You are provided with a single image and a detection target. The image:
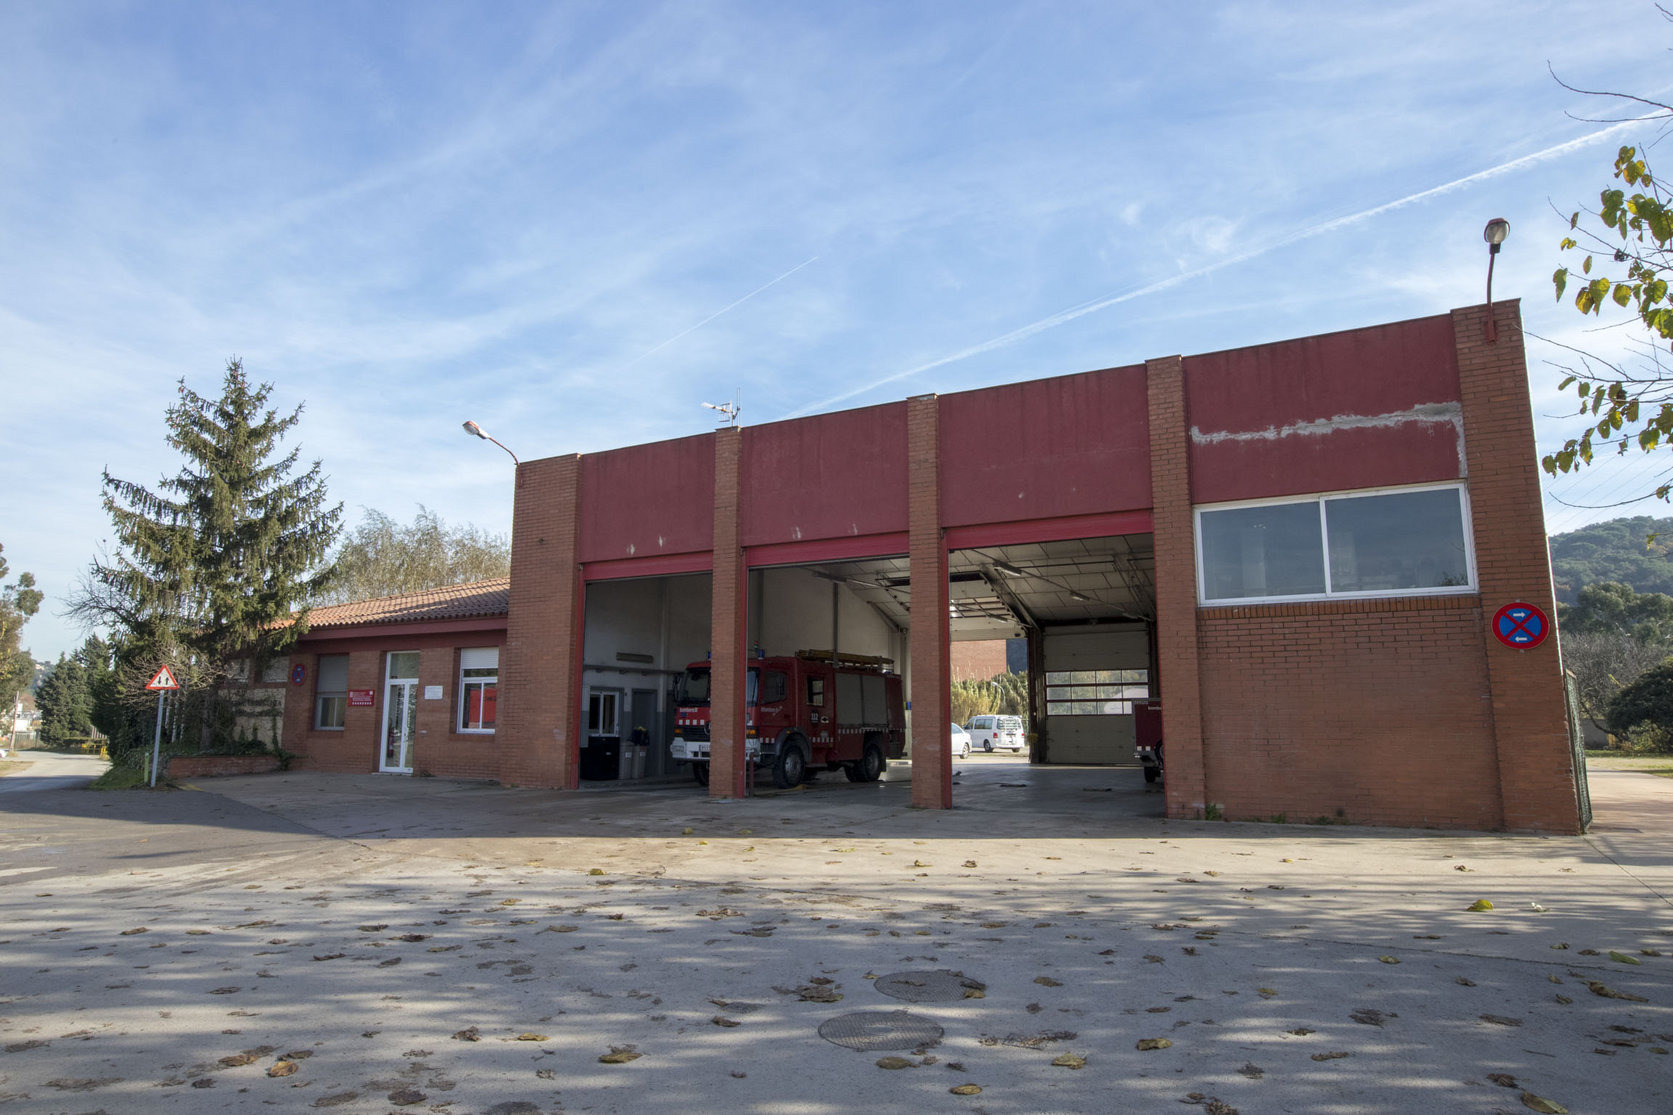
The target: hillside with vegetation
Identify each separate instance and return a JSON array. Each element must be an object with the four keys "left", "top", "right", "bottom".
[{"left": 1548, "top": 516, "right": 1673, "bottom": 604}]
